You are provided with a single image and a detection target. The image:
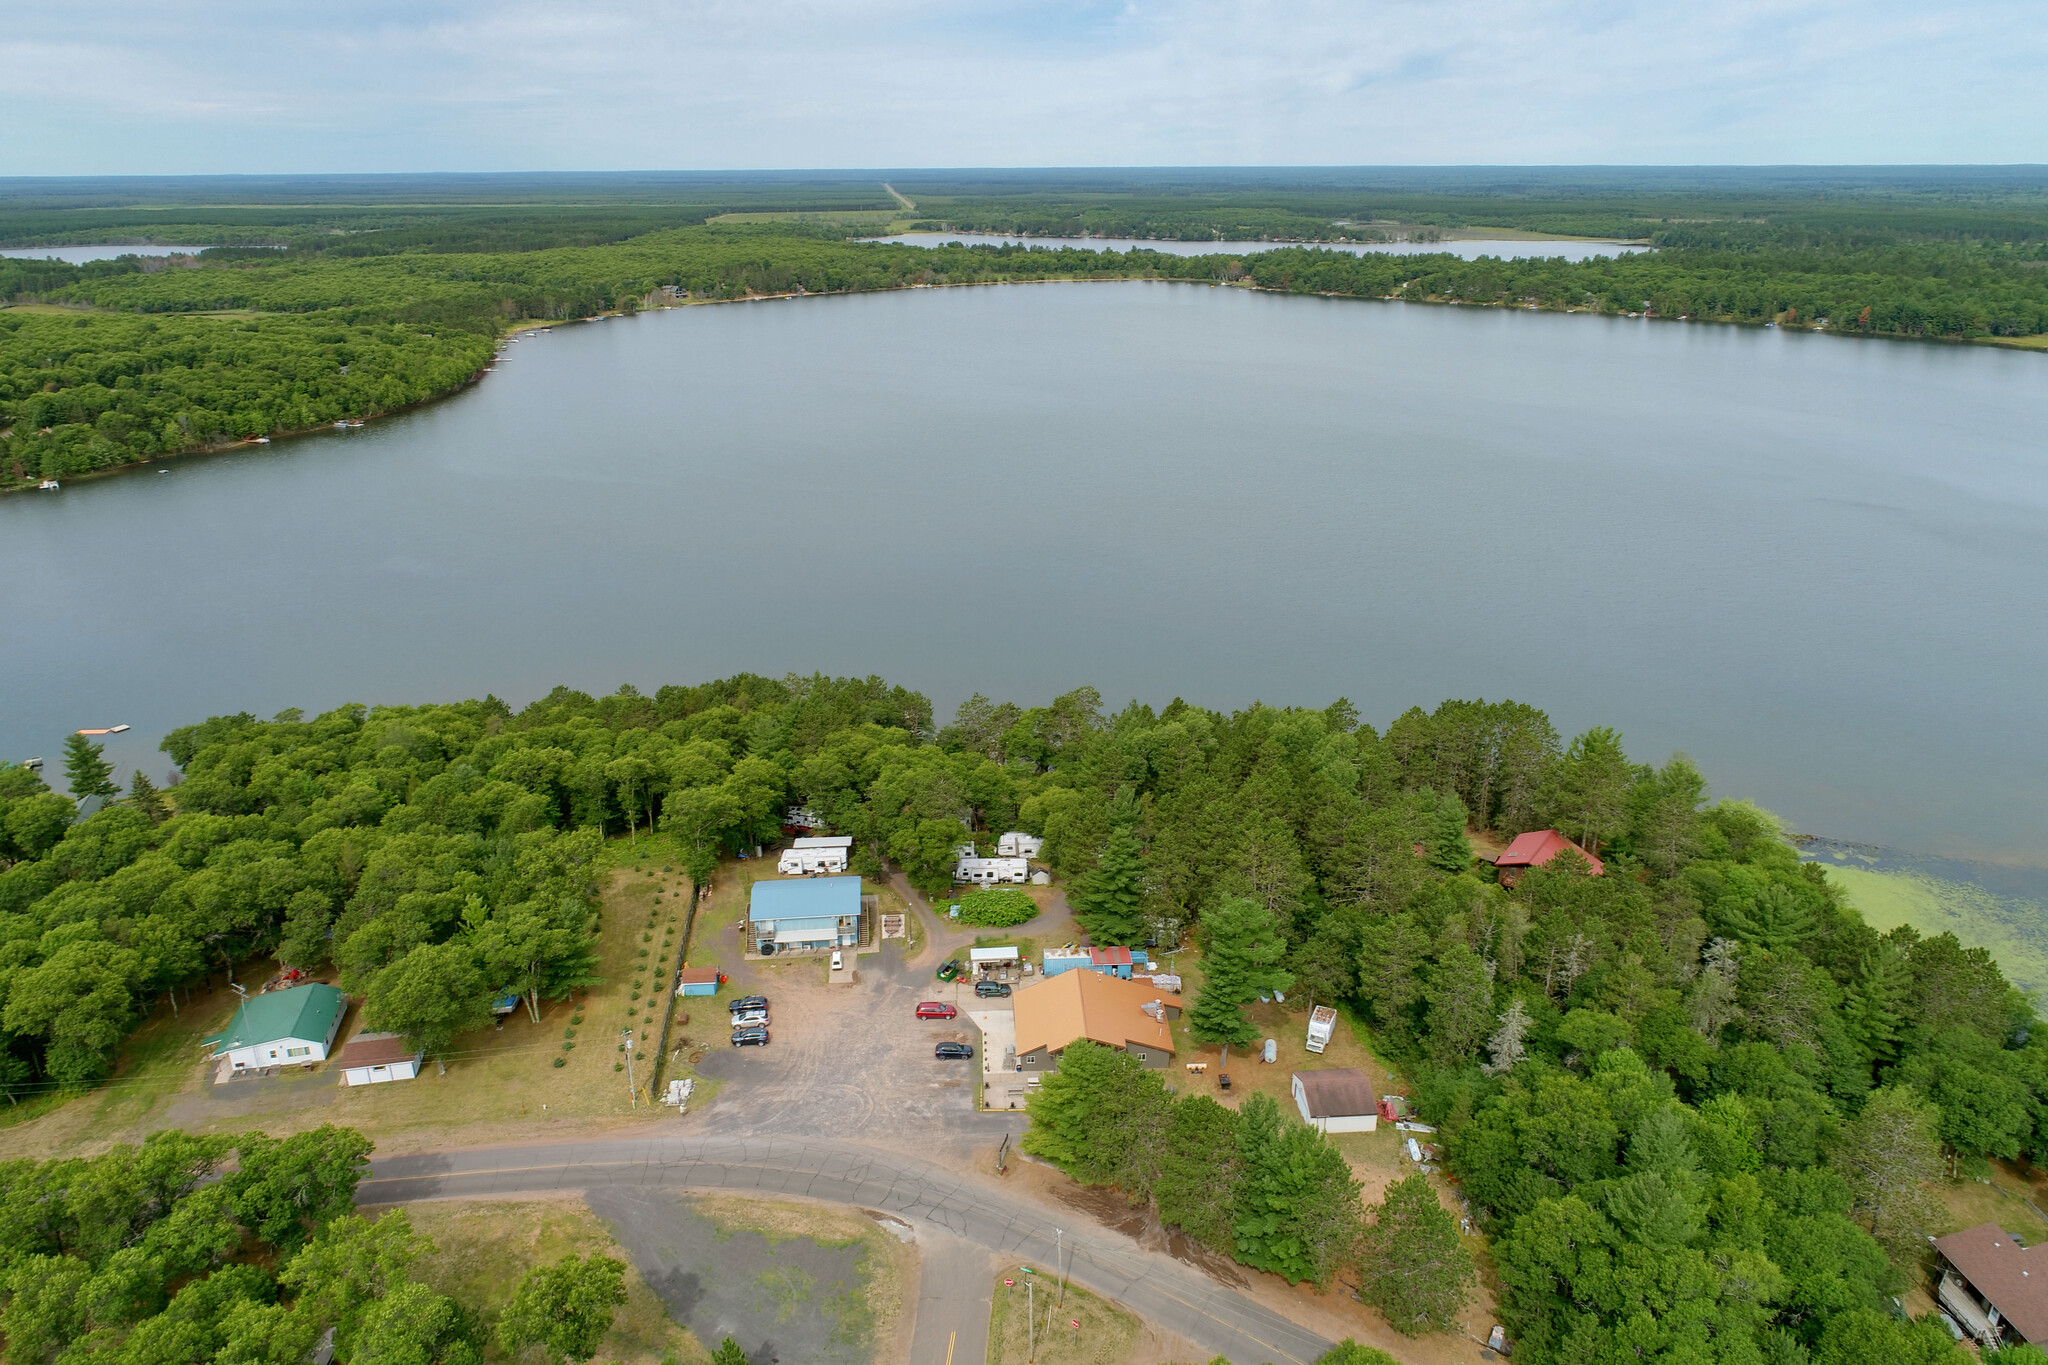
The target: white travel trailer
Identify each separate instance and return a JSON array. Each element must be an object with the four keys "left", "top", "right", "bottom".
[
  {"left": 955, "top": 856, "right": 1030, "bottom": 885},
  {"left": 997, "top": 832, "right": 1044, "bottom": 858},
  {"left": 778, "top": 835, "right": 852, "bottom": 875}
]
